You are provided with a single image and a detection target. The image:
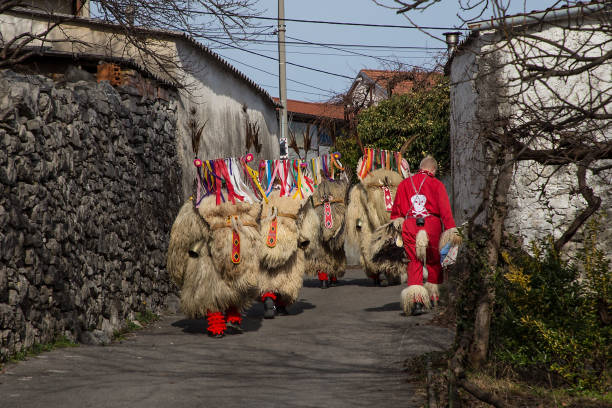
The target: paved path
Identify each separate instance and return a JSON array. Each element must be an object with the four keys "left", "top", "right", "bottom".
[{"left": 0, "top": 268, "right": 453, "bottom": 408}]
